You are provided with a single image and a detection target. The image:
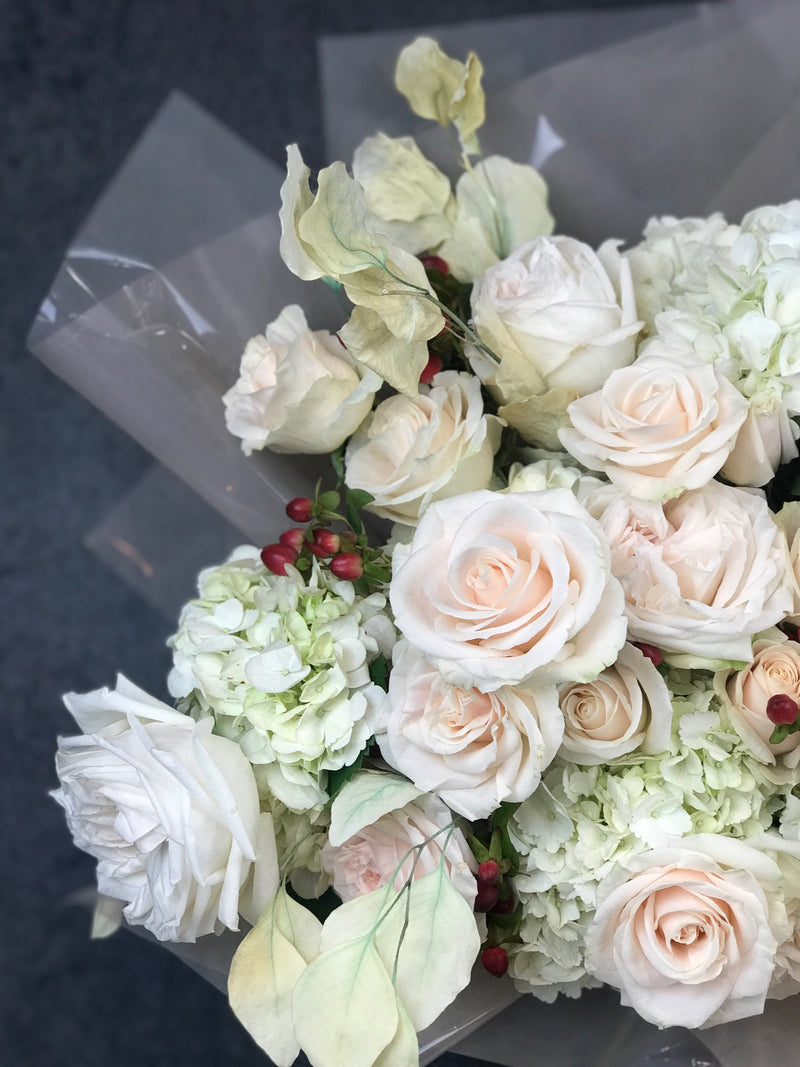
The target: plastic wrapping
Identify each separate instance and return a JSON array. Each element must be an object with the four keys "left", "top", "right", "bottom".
[{"left": 32, "top": 0, "right": 800, "bottom": 1062}]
